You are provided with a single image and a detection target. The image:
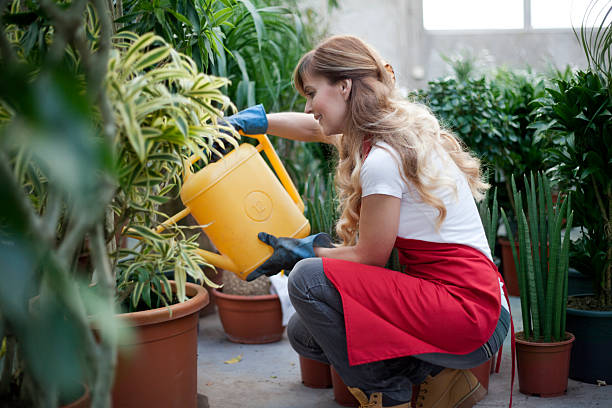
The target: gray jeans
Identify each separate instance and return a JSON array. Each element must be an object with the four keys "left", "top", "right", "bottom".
[{"left": 287, "top": 258, "right": 510, "bottom": 402}]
